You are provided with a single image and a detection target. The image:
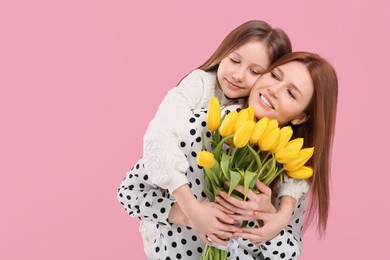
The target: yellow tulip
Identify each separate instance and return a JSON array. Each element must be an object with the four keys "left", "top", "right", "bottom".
[
  {"left": 206, "top": 96, "right": 221, "bottom": 131},
  {"left": 234, "top": 107, "right": 254, "bottom": 132},
  {"left": 284, "top": 147, "right": 314, "bottom": 171},
  {"left": 246, "top": 106, "right": 255, "bottom": 121},
  {"left": 274, "top": 148, "right": 299, "bottom": 164},
  {"left": 219, "top": 110, "right": 238, "bottom": 137},
  {"left": 233, "top": 121, "right": 256, "bottom": 148},
  {"left": 197, "top": 151, "right": 216, "bottom": 169},
  {"left": 287, "top": 166, "right": 314, "bottom": 179},
  {"left": 284, "top": 138, "right": 304, "bottom": 152},
  {"left": 273, "top": 126, "right": 293, "bottom": 152},
  {"left": 250, "top": 117, "right": 269, "bottom": 144},
  {"left": 266, "top": 119, "right": 279, "bottom": 131},
  {"left": 259, "top": 127, "right": 280, "bottom": 151}
]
